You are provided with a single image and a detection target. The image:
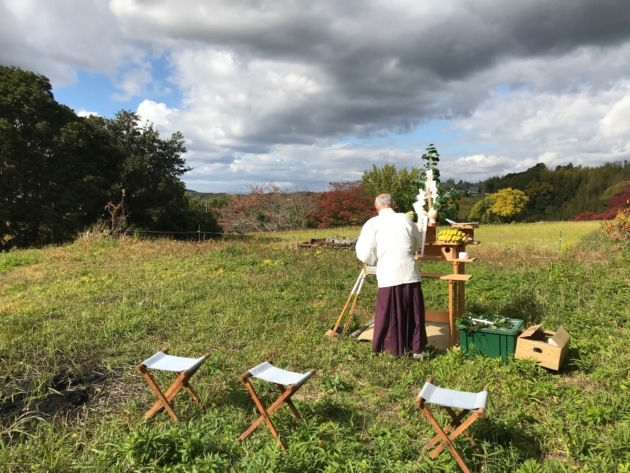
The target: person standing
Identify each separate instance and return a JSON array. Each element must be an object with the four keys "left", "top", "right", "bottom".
[{"left": 355, "top": 193, "right": 428, "bottom": 358}]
